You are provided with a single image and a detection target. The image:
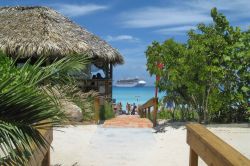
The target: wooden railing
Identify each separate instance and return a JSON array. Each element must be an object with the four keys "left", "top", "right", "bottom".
[
  {"left": 94, "top": 97, "right": 100, "bottom": 123},
  {"left": 186, "top": 124, "right": 250, "bottom": 166},
  {"left": 138, "top": 97, "right": 158, "bottom": 127}
]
